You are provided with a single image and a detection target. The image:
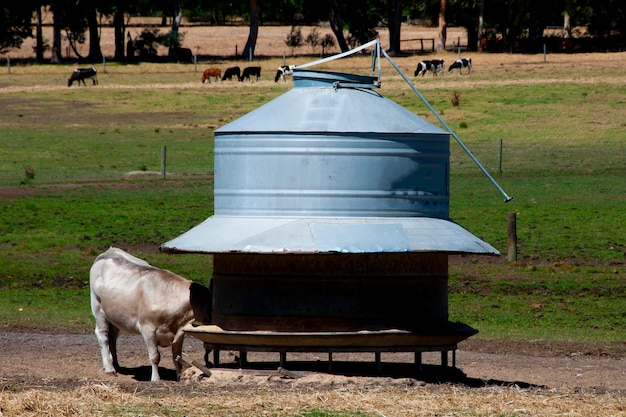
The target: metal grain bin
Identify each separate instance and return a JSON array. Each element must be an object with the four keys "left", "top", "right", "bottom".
[{"left": 162, "top": 69, "right": 497, "bottom": 339}]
